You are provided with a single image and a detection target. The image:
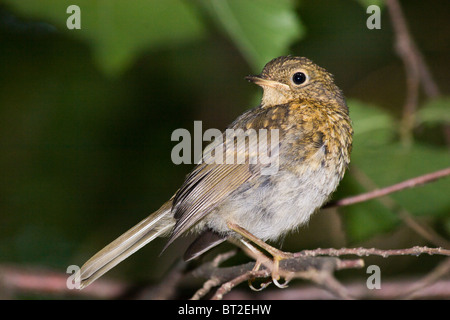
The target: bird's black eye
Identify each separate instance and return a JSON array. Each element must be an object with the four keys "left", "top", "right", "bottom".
[{"left": 292, "top": 72, "right": 306, "bottom": 85}]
